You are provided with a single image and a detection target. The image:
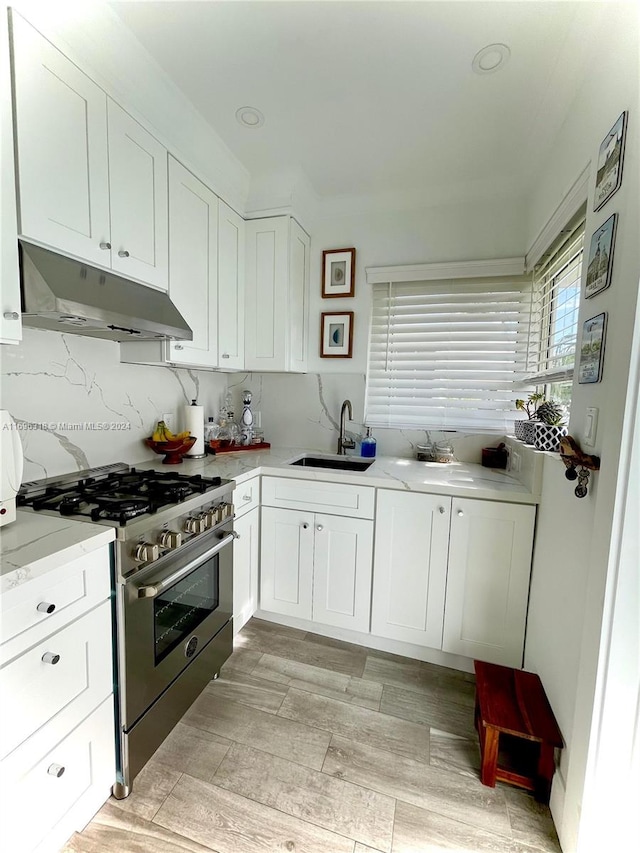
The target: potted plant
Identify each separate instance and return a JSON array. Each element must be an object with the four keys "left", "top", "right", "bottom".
[
  {"left": 534, "top": 400, "right": 568, "bottom": 452},
  {"left": 514, "top": 393, "right": 545, "bottom": 443}
]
